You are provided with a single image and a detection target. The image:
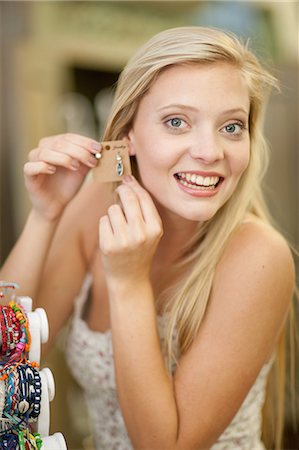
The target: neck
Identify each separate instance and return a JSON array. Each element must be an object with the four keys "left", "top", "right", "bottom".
[{"left": 154, "top": 205, "right": 201, "bottom": 265}]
